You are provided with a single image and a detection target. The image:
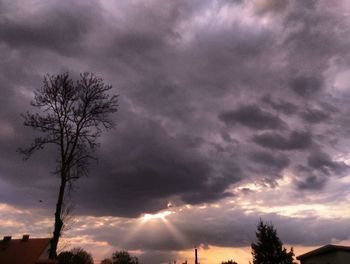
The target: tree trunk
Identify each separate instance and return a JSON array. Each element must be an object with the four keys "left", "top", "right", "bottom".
[{"left": 49, "top": 175, "right": 66, "bottom": 259}]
